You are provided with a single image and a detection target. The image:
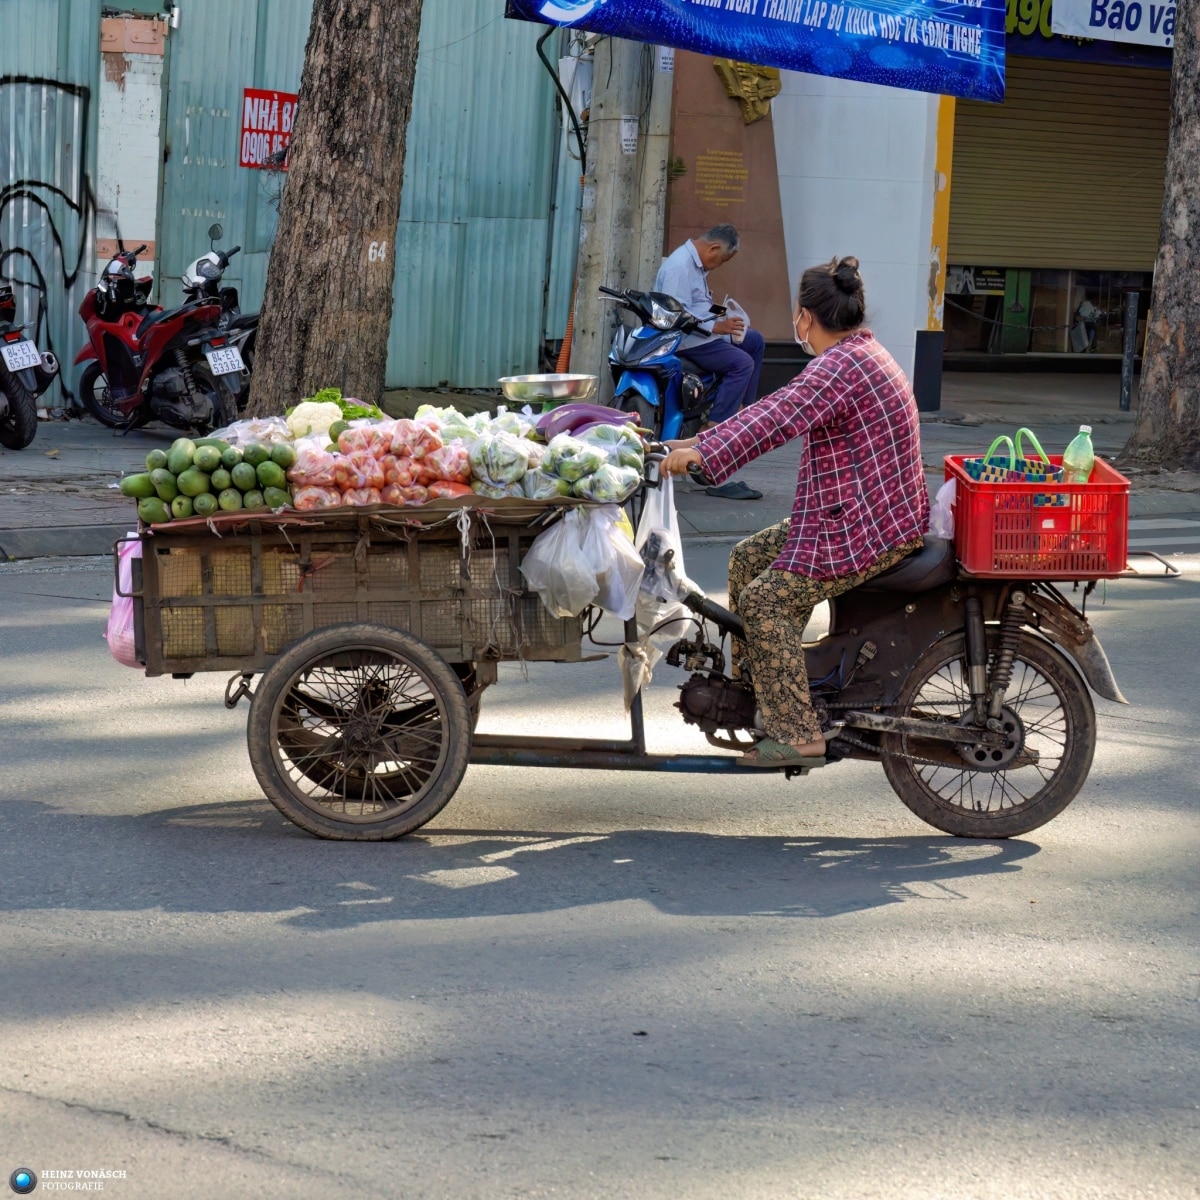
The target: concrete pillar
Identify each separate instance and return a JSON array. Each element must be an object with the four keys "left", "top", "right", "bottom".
[{"left": 569, "top": 37, "right": 651, "bottom": 402}]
